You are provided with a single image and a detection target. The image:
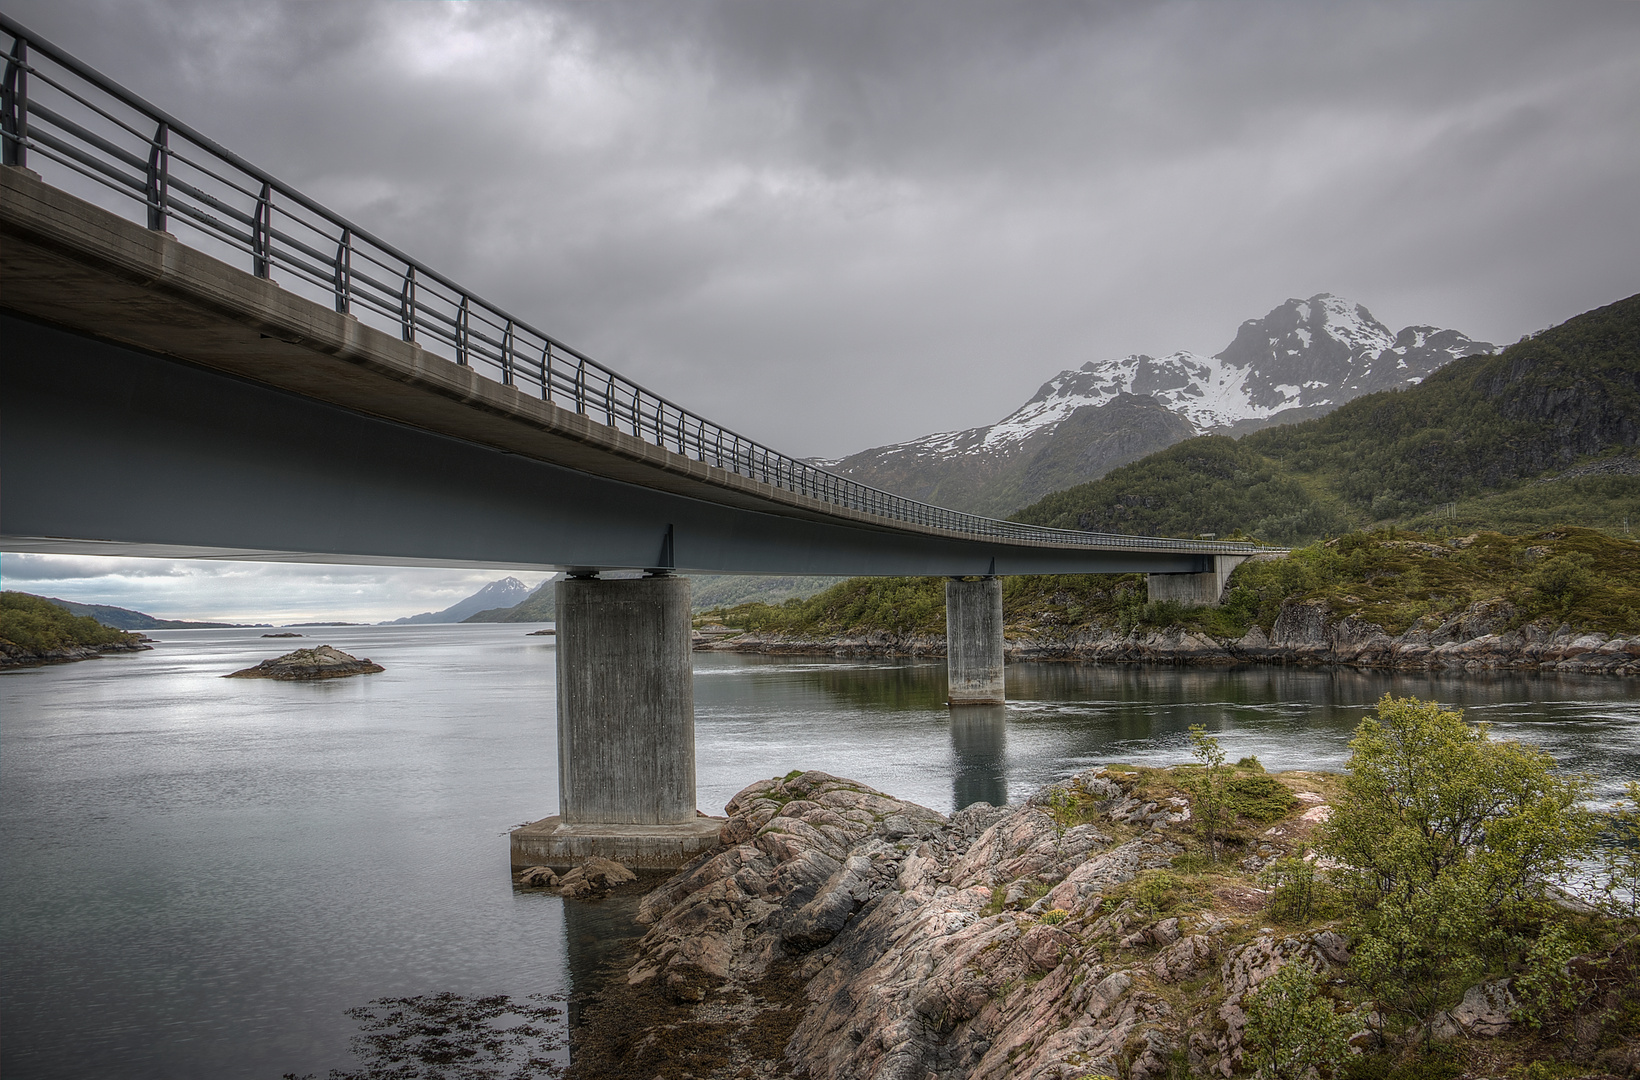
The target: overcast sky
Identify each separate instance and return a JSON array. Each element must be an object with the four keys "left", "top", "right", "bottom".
[{"left": 5, "top": 0, "right": 1637, "bottom": 620}]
